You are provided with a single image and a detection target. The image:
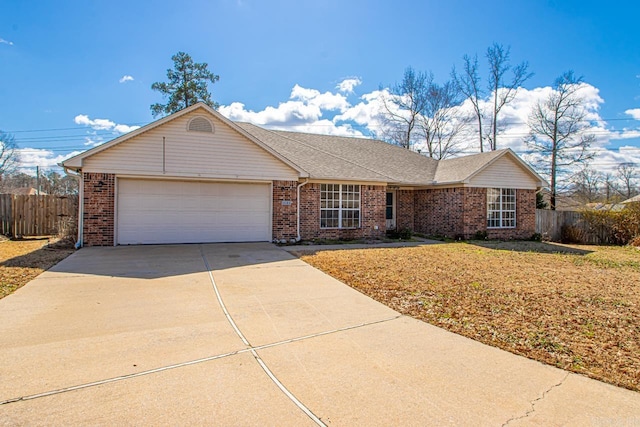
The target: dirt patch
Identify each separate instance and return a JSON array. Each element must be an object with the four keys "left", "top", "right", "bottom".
[
  {"left": 300, "top": 241, "right": 640, "bottom": 392},
  {"left": 0, "top": 237, "right": 75, "bottom": 299}
]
